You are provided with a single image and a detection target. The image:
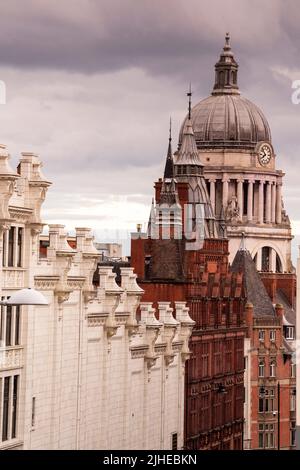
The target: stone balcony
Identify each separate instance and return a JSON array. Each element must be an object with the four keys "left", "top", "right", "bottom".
[{"left": 0, "top": 345, "right": 23, "bottom": 371}]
